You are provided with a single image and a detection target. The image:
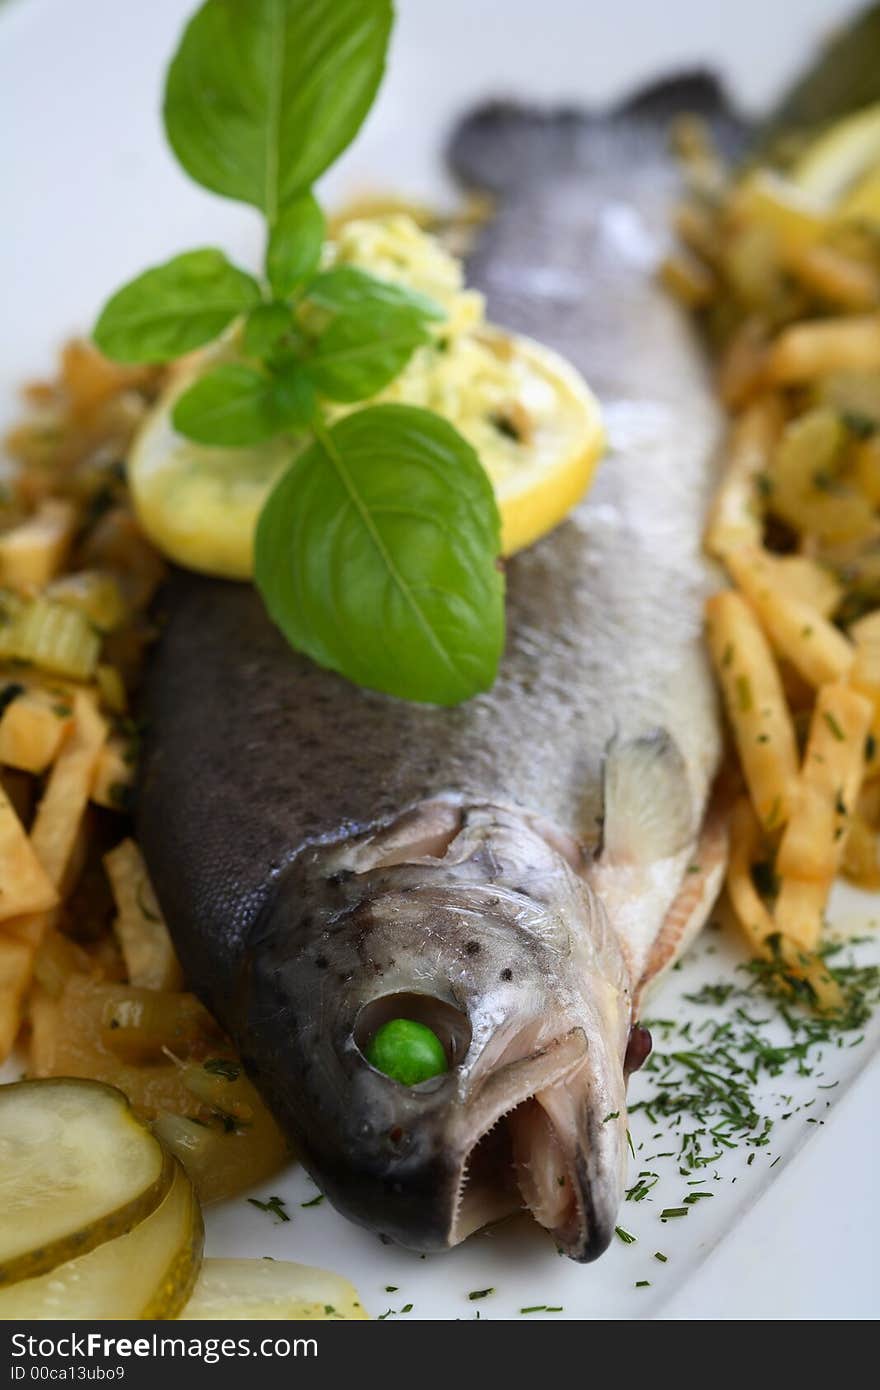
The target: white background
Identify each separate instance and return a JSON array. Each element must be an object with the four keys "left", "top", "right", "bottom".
[{"left": 1, "top": 0, "right": 877, "bottom": 1319}]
